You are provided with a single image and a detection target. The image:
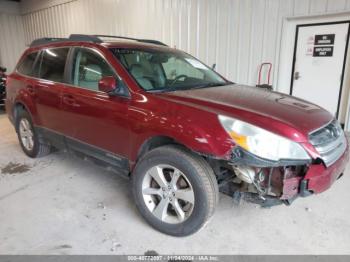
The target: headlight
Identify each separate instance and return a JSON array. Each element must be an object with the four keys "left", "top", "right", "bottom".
[{"left": 218, "top": 115, "right": 310, "bottom": 161}]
